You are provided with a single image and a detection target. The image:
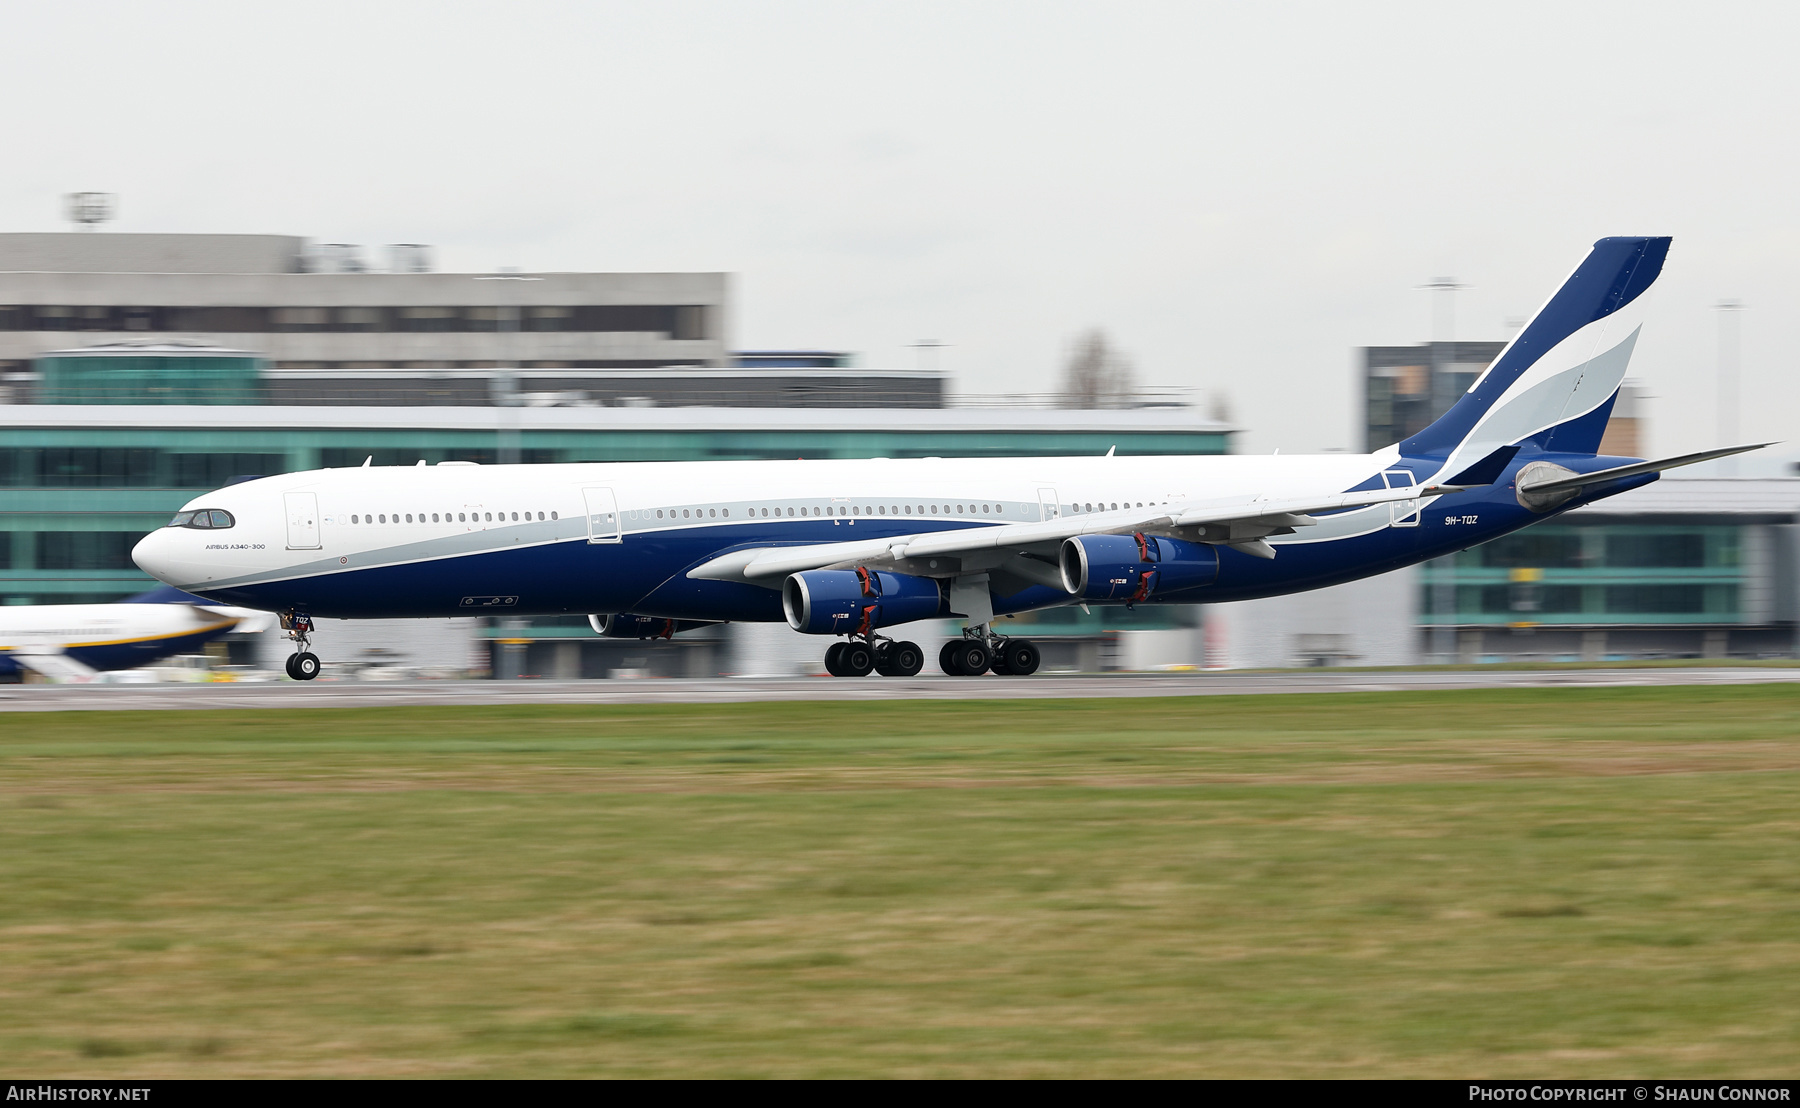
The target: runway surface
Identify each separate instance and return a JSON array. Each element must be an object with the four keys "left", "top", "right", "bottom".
[{"left": 4, "top": 667, "right": 1800, "bottom": 711}]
